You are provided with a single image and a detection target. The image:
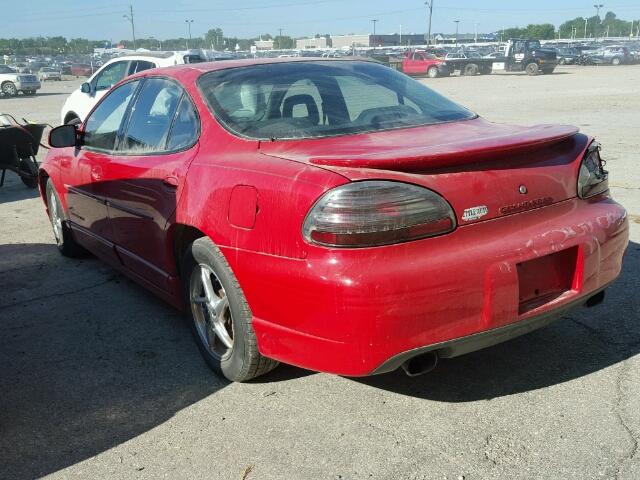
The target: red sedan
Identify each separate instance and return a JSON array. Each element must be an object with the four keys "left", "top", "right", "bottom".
[{"left": 41, "top": 59, "right": 629, "bottom": 381}]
